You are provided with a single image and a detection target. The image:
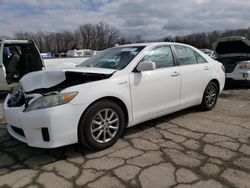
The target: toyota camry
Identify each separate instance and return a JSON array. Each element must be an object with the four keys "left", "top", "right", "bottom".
[{"left": 3, "top": 42, "right": 225, "bottom": 150}]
